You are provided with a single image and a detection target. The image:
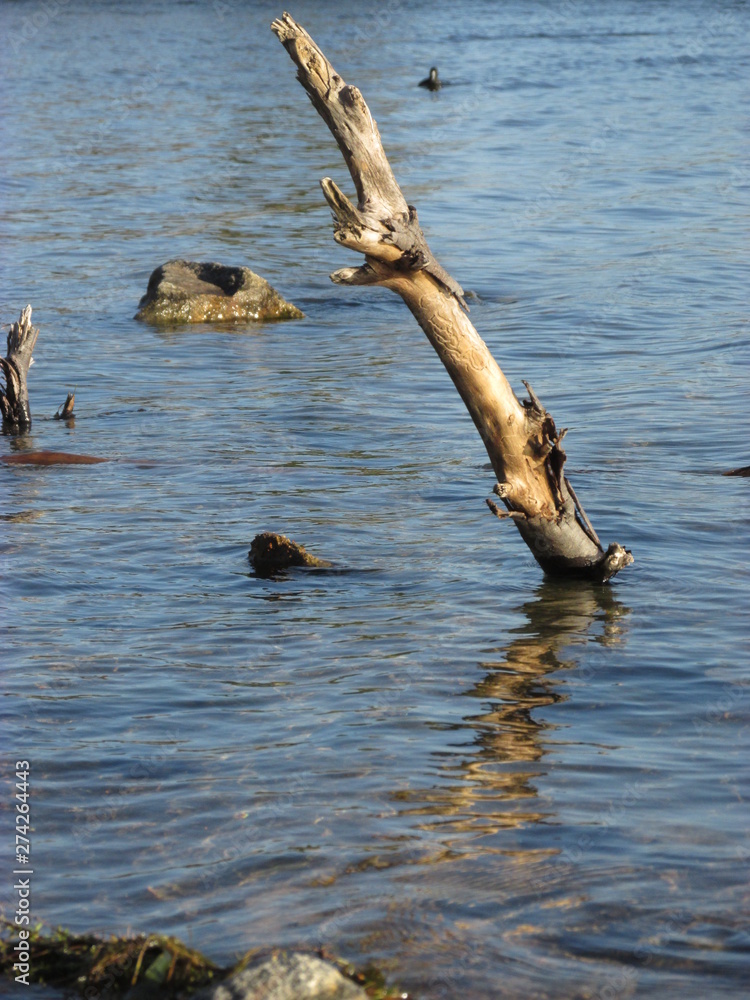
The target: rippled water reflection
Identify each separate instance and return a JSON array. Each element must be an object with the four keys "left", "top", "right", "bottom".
[{"left": 2, "top": 1, "right": 749, "bottom": 997}]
